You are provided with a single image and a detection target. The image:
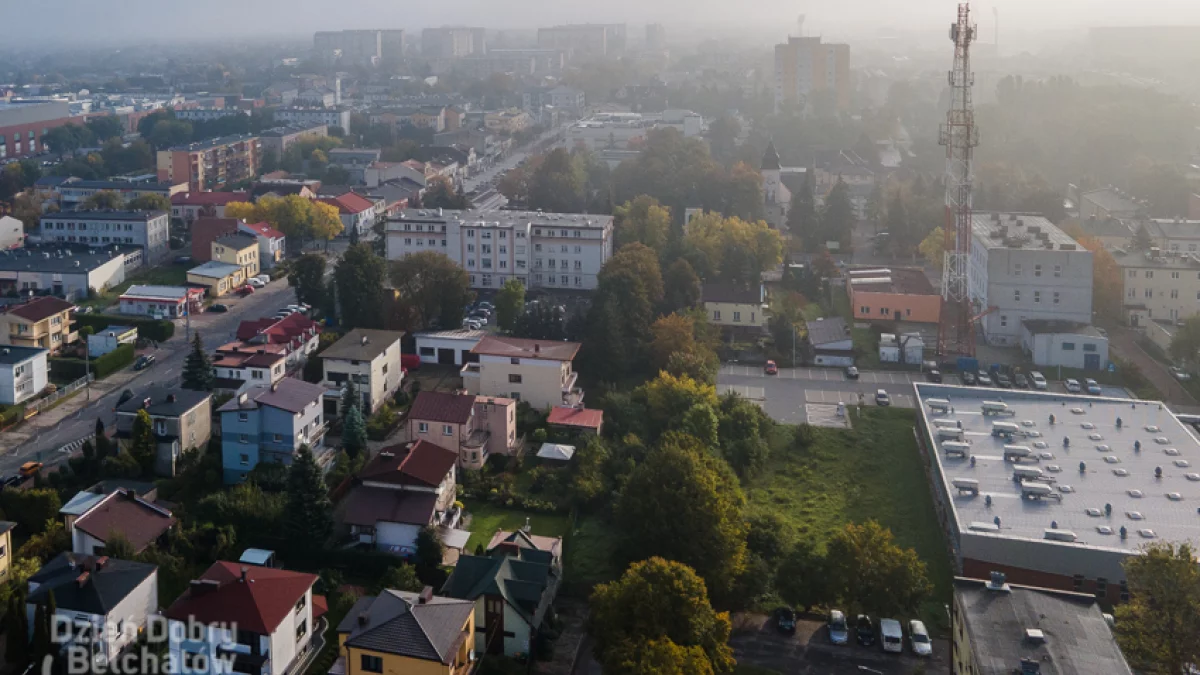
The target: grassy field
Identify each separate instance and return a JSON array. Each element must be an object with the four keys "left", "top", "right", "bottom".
[
  {"left": 462, "top": 500, "right": 571, "bottom": 554},
  {"left": 747, "top": 408, "right": 953, "bottom": 631},
  {"left": 563, "top": 515, "right": 620, "bottom": 587},
  {"left": 81, "top": 263, "right": 191, "bottom": 309}
]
